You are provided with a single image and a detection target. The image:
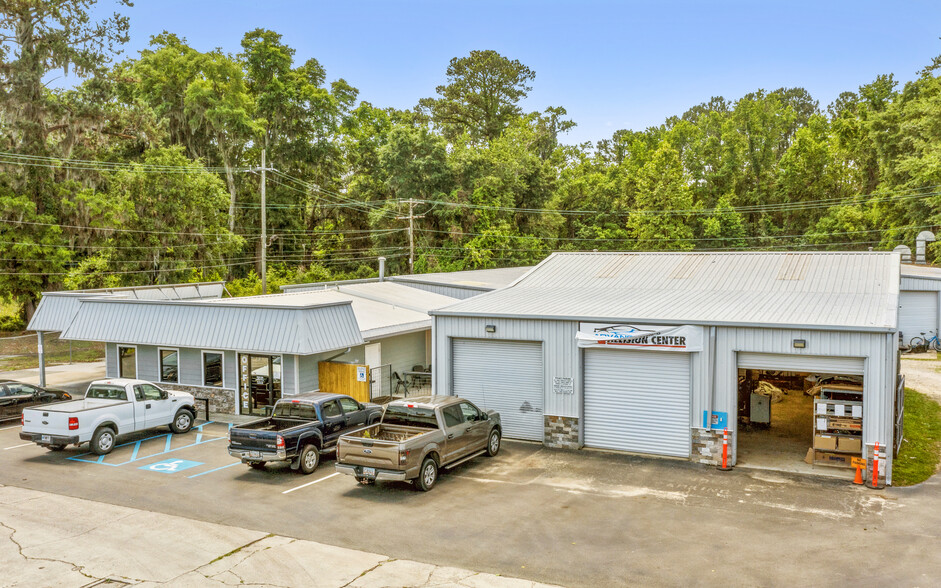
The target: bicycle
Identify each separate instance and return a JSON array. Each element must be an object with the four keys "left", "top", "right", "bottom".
[{"left": 909, "top": 330, "right": 941, "bottom": 353}]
